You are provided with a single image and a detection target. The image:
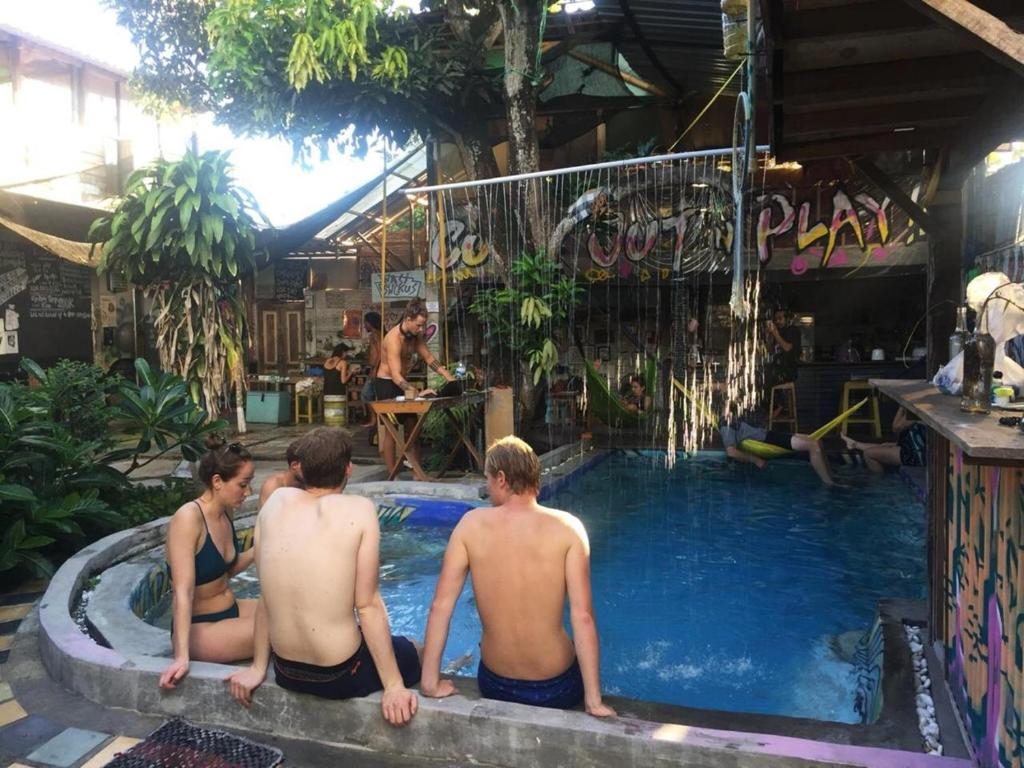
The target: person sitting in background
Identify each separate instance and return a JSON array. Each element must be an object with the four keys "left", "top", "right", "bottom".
[
  {"left": 419, "top": 436, "right": 615, "bottom": 717},
  {"left": 160, "top": 437, "right": 257, "bottom": 690},
  {"left": 622, "top": 374, "right": 651, "bottom": 414},
  {"left": 257, "top": 439, "right": 304, "bottom": 509},
  {"left": 719, "top": 401, "right": 837, "bottom": 486},
  {"left": 323, "top": 342, "right": 358, "bottom": 397},
  {"left": 841, "top": 406, "right": 926, "bottom": 473},
  {"left": 226, "top": 427, "right": 420, "bottom": 725}
]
